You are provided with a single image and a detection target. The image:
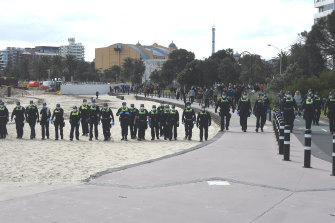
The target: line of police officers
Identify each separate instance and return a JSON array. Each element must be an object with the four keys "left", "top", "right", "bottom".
[{"left": 0, "top": 99, "right": 213, "bottom": 142}]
